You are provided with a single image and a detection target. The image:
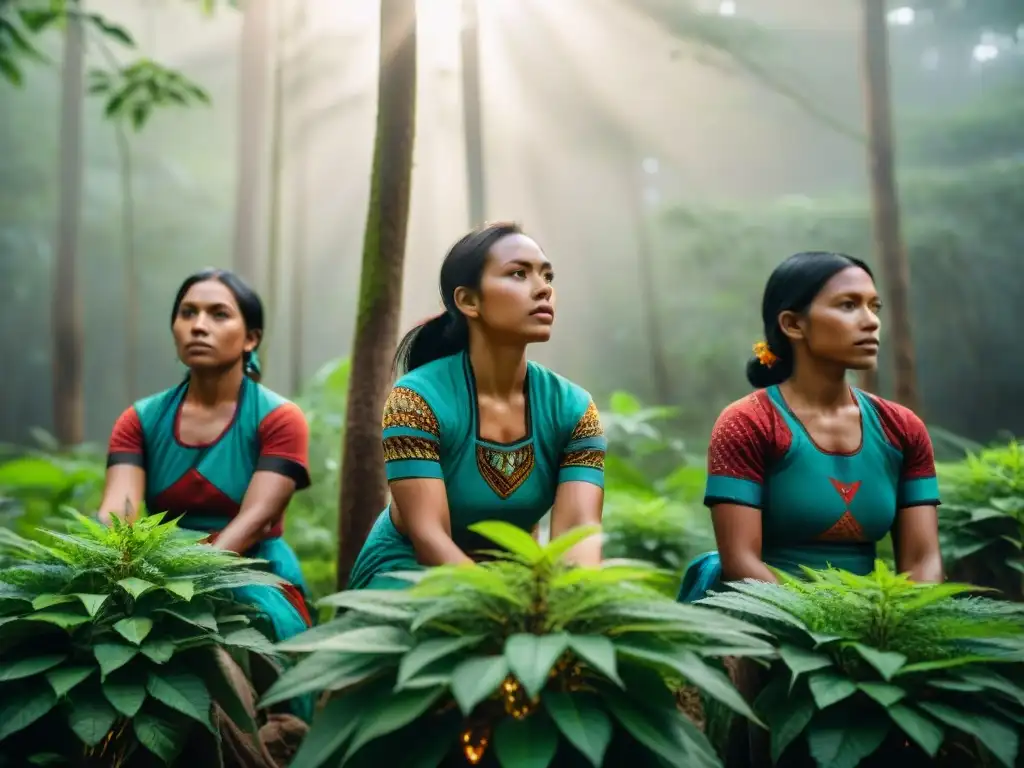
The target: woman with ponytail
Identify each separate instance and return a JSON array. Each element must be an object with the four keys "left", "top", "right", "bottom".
[
  {"left": 98, "top": 269, "right": 315, "bottom": 721},
  {"left": 348, "top": 222, "right": 607, "bottom": 589},
  {"left": 678, "top": 252, "right": 943, "bottom": 603}
]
